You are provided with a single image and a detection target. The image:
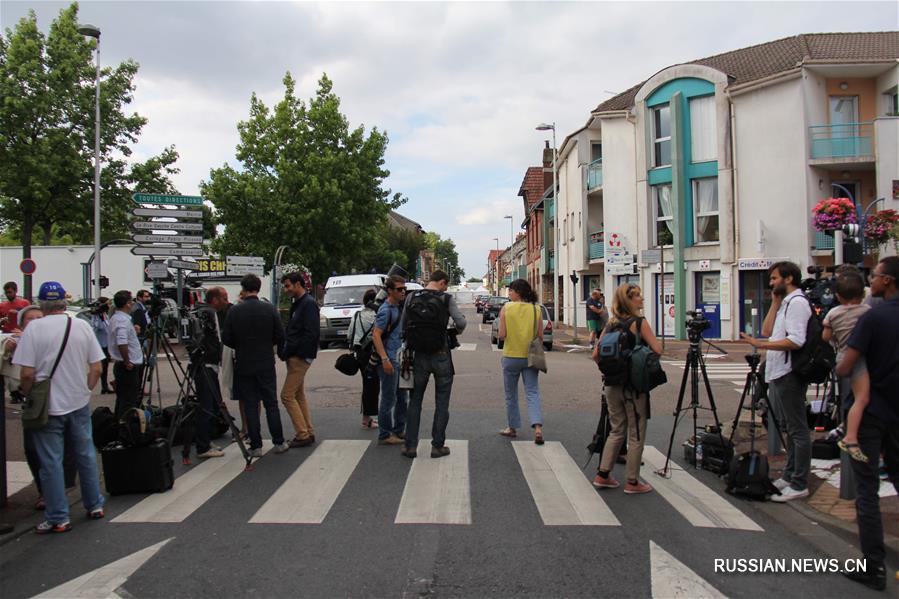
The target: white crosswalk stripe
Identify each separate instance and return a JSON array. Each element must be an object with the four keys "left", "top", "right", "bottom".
[
  {"left": 396, "top": 439, "right": 471, "bottom": 524},
  {"left": 456, "top": 343, "right": 477, "bottom": 351}
]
